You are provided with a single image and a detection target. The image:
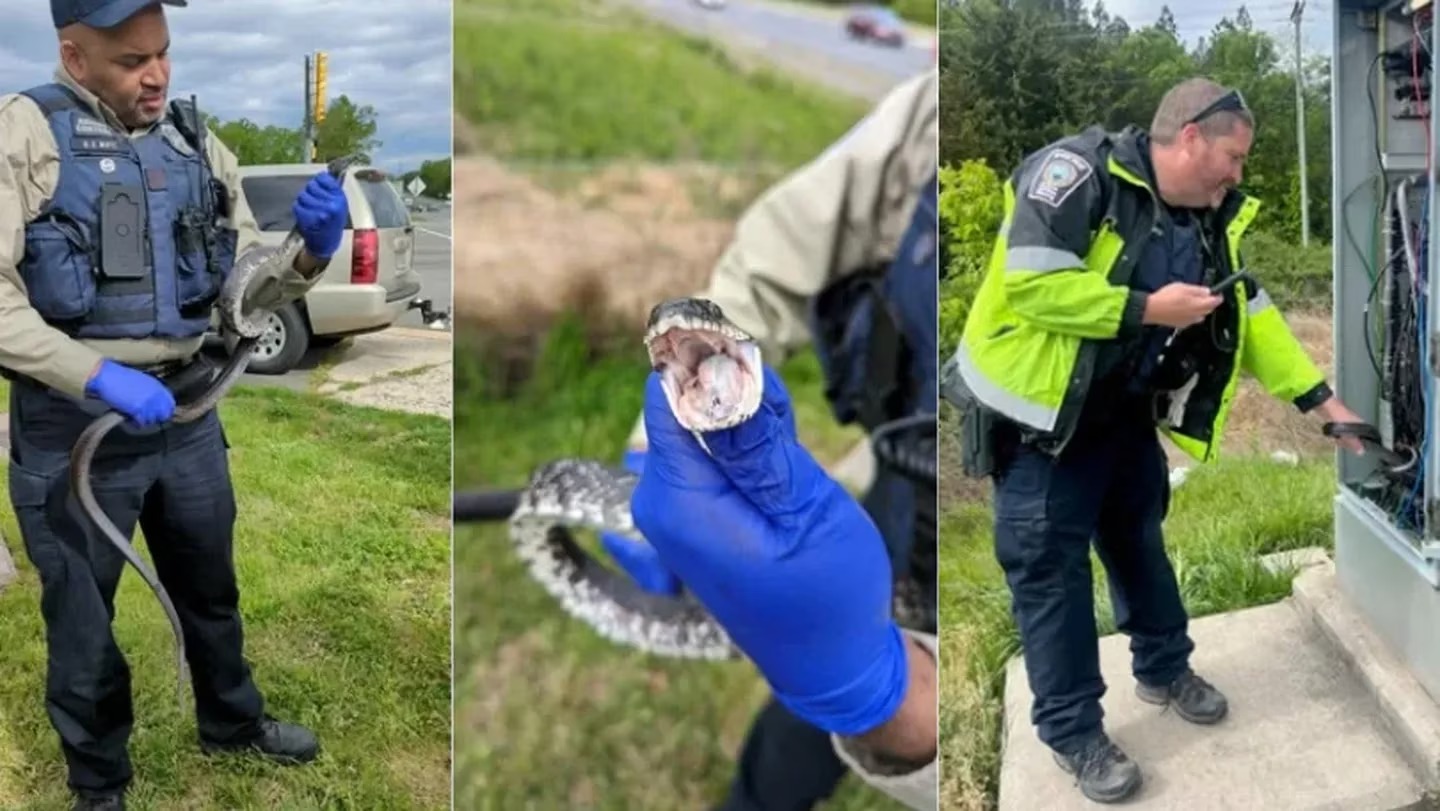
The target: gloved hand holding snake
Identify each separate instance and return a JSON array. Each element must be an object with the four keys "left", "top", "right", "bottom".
[
  {"left": 461, "top": 298, "right": 931, "bottom": 667},
  {"left": 70, "top": 157, "right": 354, "bottom": 710},
  {"left": 632, "top": 351, "right": 911, "bottom": 735}
]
